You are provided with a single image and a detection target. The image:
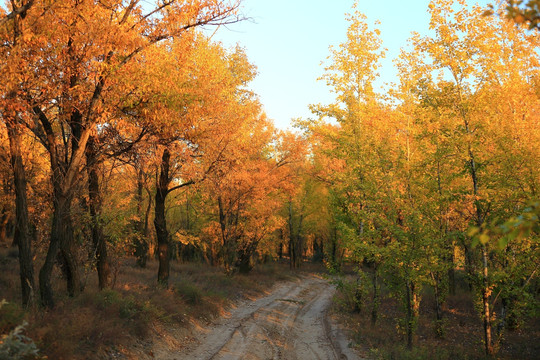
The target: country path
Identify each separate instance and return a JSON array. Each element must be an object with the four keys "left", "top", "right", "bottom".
[{"left": 163, "top": 273, "right": 361, "bottom": 360}]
